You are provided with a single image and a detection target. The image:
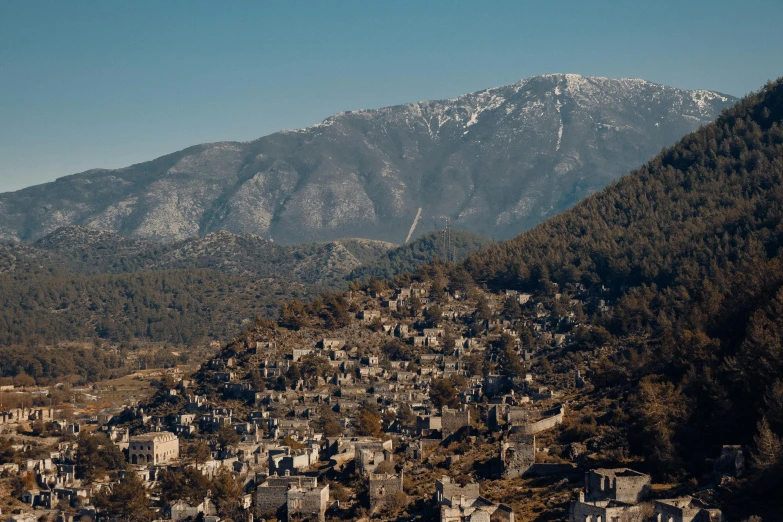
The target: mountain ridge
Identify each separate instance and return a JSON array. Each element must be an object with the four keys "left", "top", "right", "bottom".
[{"left": 0, "top": 74, "right": 735, "bottom": 244}]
